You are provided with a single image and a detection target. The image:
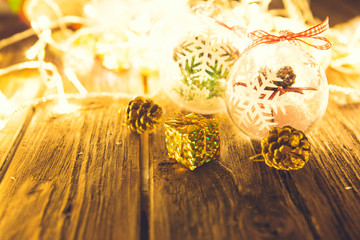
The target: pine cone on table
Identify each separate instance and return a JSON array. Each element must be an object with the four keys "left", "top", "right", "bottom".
[
  {"left": 251, "top": 126, "right": 310, "bottom": 170},
  {"left": 123, "top": 96, "right": 162, "bottom": 134}
]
